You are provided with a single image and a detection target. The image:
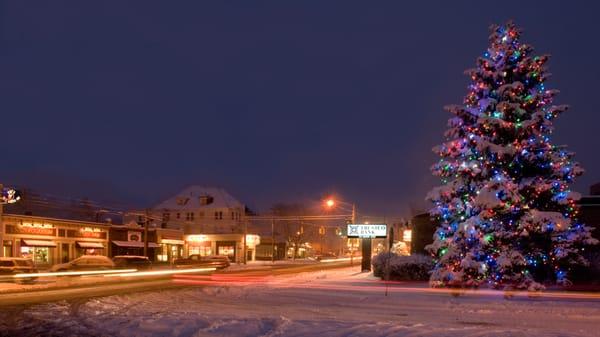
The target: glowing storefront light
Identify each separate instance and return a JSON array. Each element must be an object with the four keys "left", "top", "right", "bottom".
[{"left": 403, "top": 229, "right": 412, "bottom": 242}]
